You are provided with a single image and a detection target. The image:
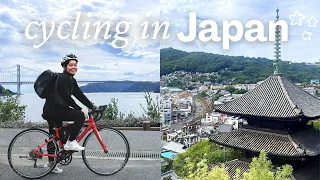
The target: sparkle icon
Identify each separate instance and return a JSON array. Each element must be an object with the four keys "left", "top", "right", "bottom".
[
  {"left": 301, "top": 30, "right": 312, "bottom": 40},
  {"left": 308, "top": 16, "right": 318, "bottom": 27},
  {"left": 289, "top": 11, "right": 305, "bottom": 26}
]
